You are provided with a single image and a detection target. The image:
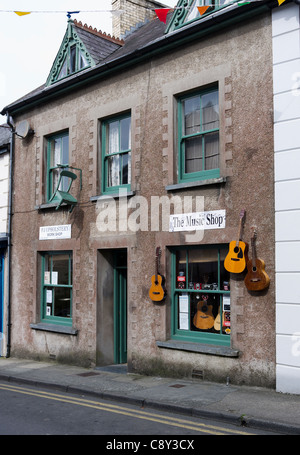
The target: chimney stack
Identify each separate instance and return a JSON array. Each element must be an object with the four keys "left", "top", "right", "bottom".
[{"left": 112, "top": 0, "right": 169, "bottom": 39}]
